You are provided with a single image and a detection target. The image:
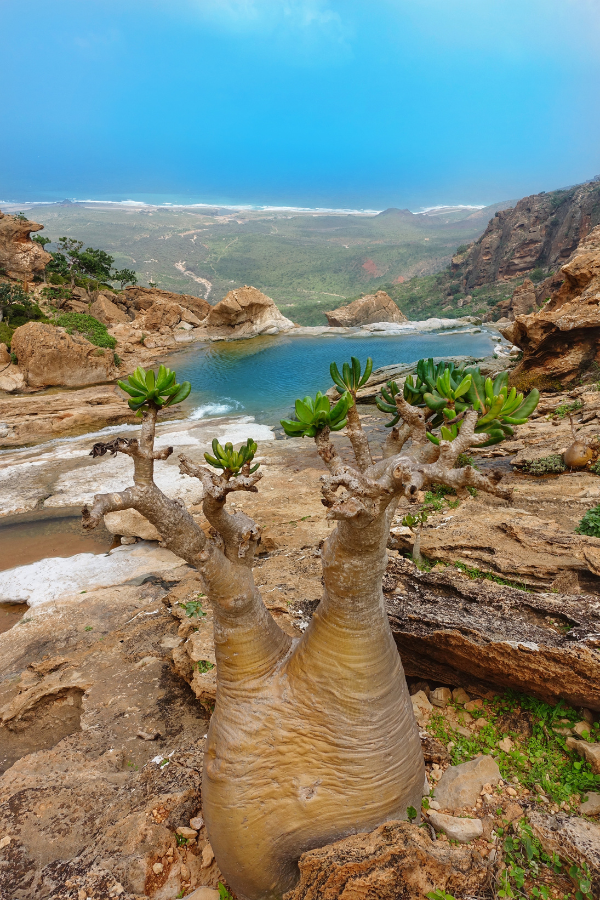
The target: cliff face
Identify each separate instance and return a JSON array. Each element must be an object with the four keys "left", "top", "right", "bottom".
[
  {"left": 0, "top": 211, "right": 52, "bottom": 281},
  {"left": 454, "top": 180, "right": 600, "bottom": 290}
]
